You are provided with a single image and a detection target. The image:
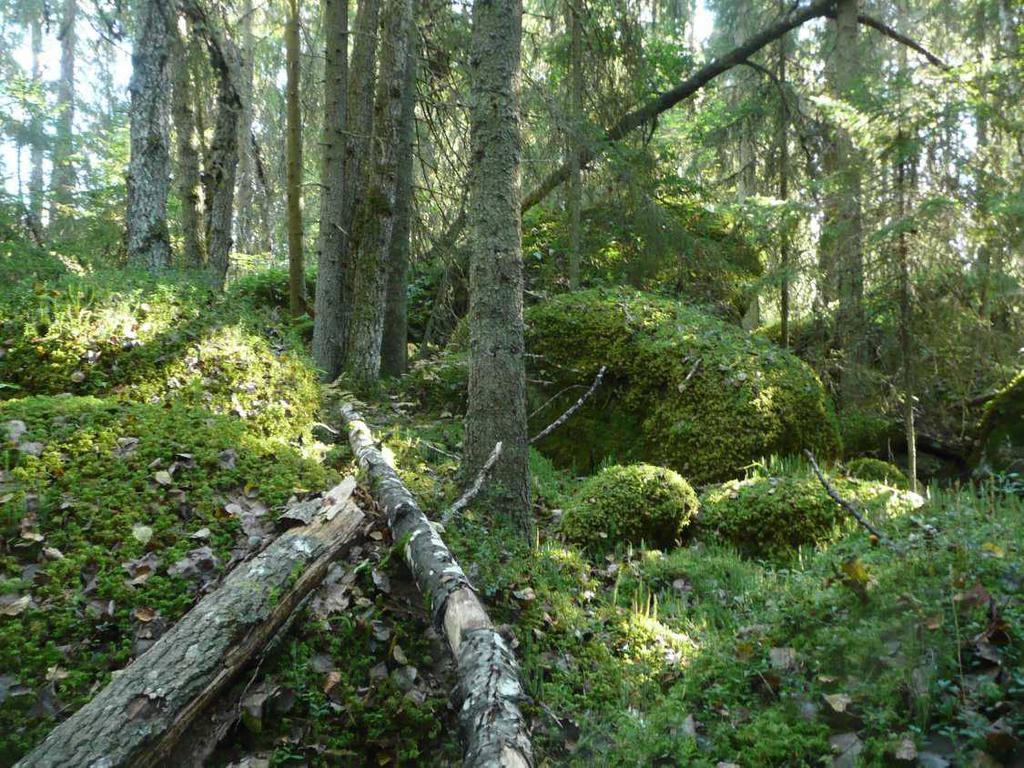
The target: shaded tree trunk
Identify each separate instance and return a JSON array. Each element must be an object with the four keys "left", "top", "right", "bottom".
[
  {"left": 126, "top": 0, "right": 173, "bottom": 270},
  {"left": 338, "top": 0, "right": 384, "bottom": 356},
  {"left": 563, "top": 0, "right": 583, "bottom": 290},
  {"left": 777, "top": 0, "right": 790, "bottom": 348},
  {"left": 233, "top": 0, "right": 261, "bottom": 254},
  {"left": 28, "top": 14, "right": 44, "bottom": 235},
  {"left": 171, "top": 19, "right": 206, "bottom": 267},
  {"left": 313, "top": 0, "right": 350, "bottom": 379},
  {"left": 50, "top": 0, "right": 78, "bottom": 234},
  {"left": 203, "top": 54, "right": 241, "bottom": 288},
  {"left": 381, "top": 21, "right": 418, "bottom": 378},
  {"left": 285, "top": 0, "right": 305, "bottom": 315},
  {"left": 464, "top": 0, "right": 531, "bottom": 532},
  {"left": 346, "top": 0, "right": 415, "bottom": 384},
  {"left": 833, "top": 0, "right": 865, "bottom": 402}
]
